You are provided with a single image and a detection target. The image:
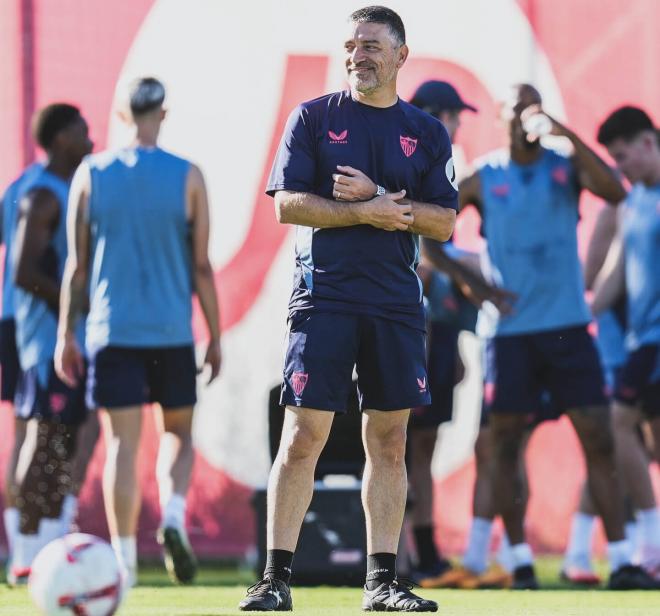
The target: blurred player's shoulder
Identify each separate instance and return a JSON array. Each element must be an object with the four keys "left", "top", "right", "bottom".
[
  {"left": 474, "top": 148, "right": 510, "bottom": 172},
  {"left": 86, "top": 146, "right": 189, "bottom": 171}
]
